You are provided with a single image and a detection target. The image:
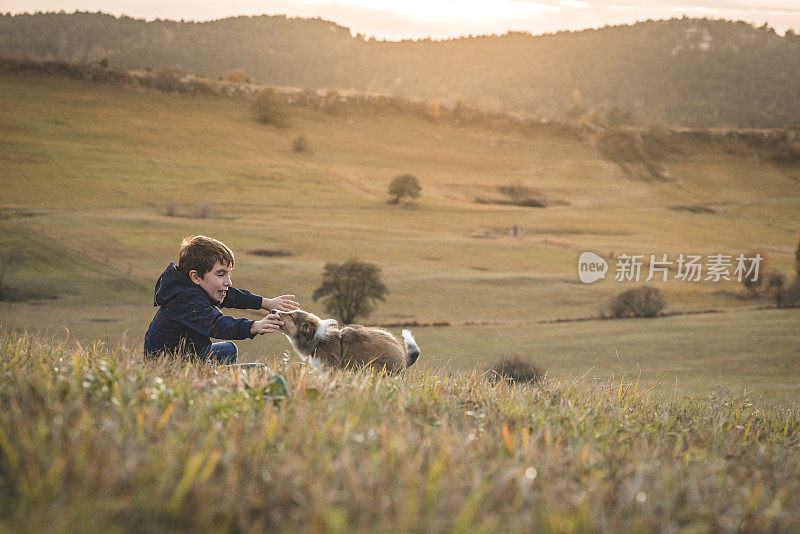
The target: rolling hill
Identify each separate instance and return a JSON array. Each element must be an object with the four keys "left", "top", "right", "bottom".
[{"left": 1, "top": 12, "right": 800, "bottom": 127}]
